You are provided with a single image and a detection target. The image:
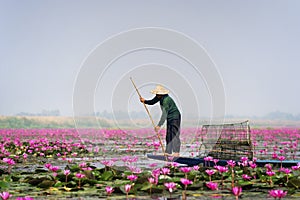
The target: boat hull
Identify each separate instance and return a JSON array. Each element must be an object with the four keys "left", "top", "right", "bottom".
[{"left": 147, "top": 154, "right": 300, "bottom": 167}]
